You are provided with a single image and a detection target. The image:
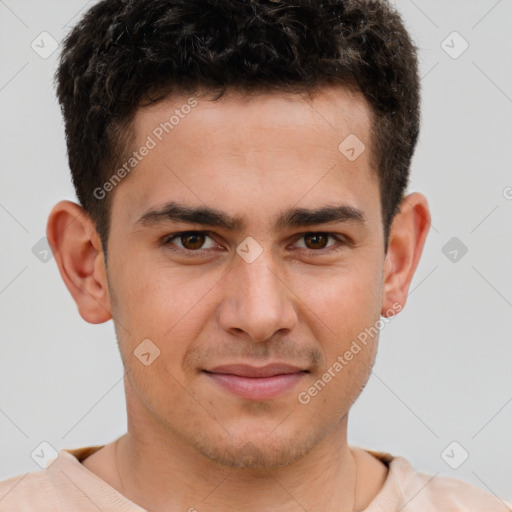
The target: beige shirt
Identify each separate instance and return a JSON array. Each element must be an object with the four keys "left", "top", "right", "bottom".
[{"left": 0, "top": 445, "right": 510, "bottom": 511}]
